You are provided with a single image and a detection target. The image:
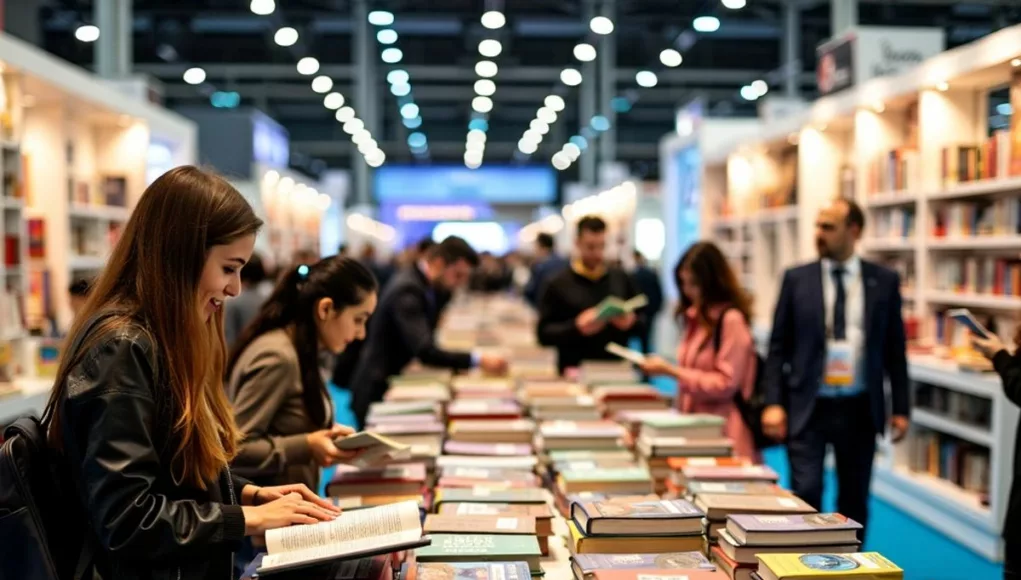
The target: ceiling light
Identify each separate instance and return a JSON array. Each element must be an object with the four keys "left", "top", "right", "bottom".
[
  {"left": 472, "top": 96, "right": 494, "bottom": 113},
  {"left": 563, "top": 142, "right": 582, "bottom": 160},
  {"left": 400, "top": 102, "right": 420, "bottom": 119},
  {"left": 323, "top": 92, "right": 344, "bottom": 109},
  {"left": 468, "top": 118, "right": 489, "bottom": 132},
  {"left": 390, "top": 83, "right": 411, "bottom": 97},
  {"left": 474, "top": 79, "right": 496, "bottom": 96},
  {"left": 660, "top": 49, "right": 683, "bottom": 67},
  {"left": 635, "top": 70, "right": 658, "bottom": 88},
  {"left": 274, "top": 26, "right": 298, "bottom": 46},
  {"left": 1013, "top": 58, "right": 1021, "bottom": 67},
  {"left": 693, "top": 16, "right": 721, "bottom": 32},
  {"left": 590, "top": 115, "right": 610, "bottom": 131},
  {"left": 358, "top": 140, "right": 379, "bottom": 155},
  {"left": 574, "top": 43, "right": 597, "bottom": 62},
  {"left": 75, "top": 24, "right": 100, "bottom": 43},
  {"left": 560, "top": 68, "right": 583, "bottom": 86},
  {"left": 465, "top": 150, "right": 484, "bottom": 163},
  {"left": 343, "top": 119, "right": 365, "bottom": 134},
  {"left": 590, "top": 16, "right": 614, "bottom": 35},
  {"left": 740, "top": 85, "right": 759, "bottom": 101},
  {"left": 408, "top": 132, "right": 427, "bottom": 148},
  {"left": 296, "top": 57, "right": 319, "bottom": 75},
  {"left": 250, "top": 0, "right": 275, "bottom": 15},
  {"left": 476, "top": 61, "right": 498, "bottom": 78},
  {"left": 518, "top": 139, "right": 538, "bottom": 155},
  {"left": 570, "top": 135, "right": 588, "bottom": 150},
  {"left": 530, "top": 119, "right": 550, "bottom": 134},
  {"left": 352, "top": 130, "right": 372, "bottom": 145},
  {"left": 368, "top": 11, "right": 395, "bottom": 26},
  {"left": 523, "top": 129, "right": 543, "bottom": 143},
  {"left": 722, "top": 0, "right": 746, "bottom": 8},
  {"left": 377, "top": 29, "right": 398, "bottom": 45},
  {"left": 311, "top": 75, "right": 333, "bottom": 93},
  {"left": 466, "top": 140, "right": 485, "bottom": 153},
  {"left": 403, "top": 116, "right": 422, "bottom": 129},
  {"left": 751, "top": 79, "right": 768, "bottom": 96},
  {"left": 335, "top": 107, "right": 355, "bottom": 123},
  {"left": 552, "top": 152, "right": 571, "bottom": 170},
  {"left": 481, "top": 10, "right": 506, "bottom": 30},
  {"left": 537, "top": 107, "right": 557, "bottom": 124},
  {"left": 367, "top": 155, "right": 385, "bottom": 168},
  {"left": 465, "top": 158, "right": 482, "bottom": 169},
  {"left": 544, "top": 95, "right": 566, "bottom": 112},
  {"left": 479, "top": 39, "right": 503, "bottom": 58},
  {"left": 467, "top": 129, "right": 487, "bottom": 142},
  {"left": 937, "top": 81, "right": 949, "bottom": 91},
  {"left": 381, "top": 48, "right": 403, "bottom": 63},
  {"left": 387, "top": 70, "right": 409, "bottom": 85},
  {"left": 183, "top": 67, "right": 206, "bottom": 85}
]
